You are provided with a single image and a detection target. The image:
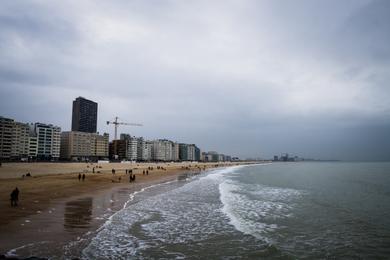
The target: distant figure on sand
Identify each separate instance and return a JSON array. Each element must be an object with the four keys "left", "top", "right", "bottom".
[
  {"left": 82, "top": 174, "right": 86, "bottom": 181},
  {"left": 78, "top": 173, "right": 81, "bottom": 181},
  {"left": 10, "top": 187, "right": 19, "bottom": 207},
  {"left": 112, "top": 169, "right": 115, "bottom": 174},
  {"left": 146, "top": 170, "right": 149, "bottom": 175},
  {"left": 129, "top": 174, "right": 136, "bottom": 182}
]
